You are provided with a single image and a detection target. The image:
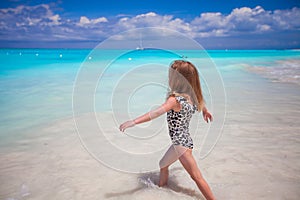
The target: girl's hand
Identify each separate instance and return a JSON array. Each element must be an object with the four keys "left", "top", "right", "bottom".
[
  {"left": 202, "top": 109, "right": 213, "bottom": 123},
  {"left": 119, "top": 120, "right": 135, "bottom": 132}
]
